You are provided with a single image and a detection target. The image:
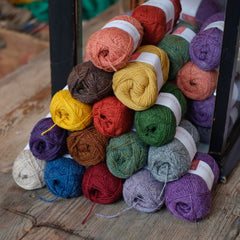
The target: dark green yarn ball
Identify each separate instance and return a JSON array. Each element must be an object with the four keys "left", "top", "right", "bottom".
[
  {"left": 157, "top": 21, "right": 199, "bottom": 80},
  {"left": 134, "top": 83, "right": 187, "bottom": 147},
  {"left": 106, "top": 131, "right": 148, "bottom": 179}
]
